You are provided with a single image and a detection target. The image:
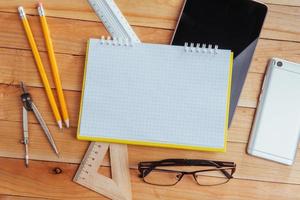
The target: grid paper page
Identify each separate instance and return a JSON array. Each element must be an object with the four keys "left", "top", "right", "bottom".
[{"left": 79, "top": 38, "right": 232, "bottom": 149}]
